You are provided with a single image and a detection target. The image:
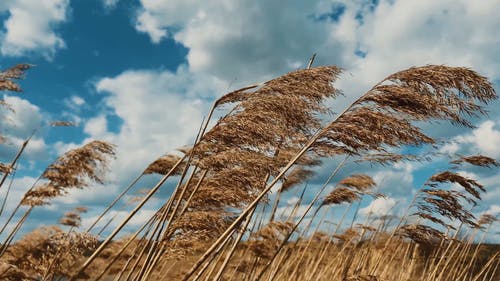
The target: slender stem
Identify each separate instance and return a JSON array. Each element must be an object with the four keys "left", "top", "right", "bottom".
[
  {"left": 181, "top": 77, "right": 366, "bottom": 280},
  {"left": 69, "top": 157, "right": 185, "bottom": 281},
  {"left": 212, "top": 199, "right": 258, "bottom": 281},
  {"left": 191, "top": 231, "right": 235, "bottom": 281},
  {"left": 269, "top": 187, "right": 283, "bottom": 222},
  {"left": 178, "top": 170, "right": 208, "bottom": 217},
  {"left": 0, "top": 174, "right": 42, "bottom": 235},
  {"left": 96, "top": 212, "right": 117, "bottom": 237},
  {"left": 135, "top": 165, "right": 198, "bottom": 281},
  {"left": 0, "top": 130, "right": 35, "bottom": 191},
  {"left": 41, "top": 226, "right": 75, "bottom": 281},
  {"left": 470, "top": 252, "right": 499, "bottom": 281},
  {"left": 253, "top": 157, "right": 348, "bottom": 280},
  {"left": 0, "top": 163, "right": 18, "bottom": 217},
  {"left": 86, "top": 173, "right": 144, "bottom": 233},
  {"left": 306, "top": 53, "right": 317, "bottom": 69},
  {"left": 0, "top": 206, "right": 32, "bottom": 257},
  {"left": 140, "top": 170, "right": 209, "bottom": 280},
  {"left": 93, "top": 213, "right": 157, "bottom": 281}
]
